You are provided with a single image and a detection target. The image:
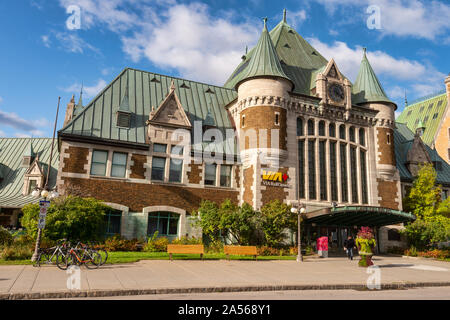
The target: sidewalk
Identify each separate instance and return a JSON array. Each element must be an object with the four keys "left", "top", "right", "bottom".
[{"left": 0, "top": 256, "right": 449, "bottom": 299}]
